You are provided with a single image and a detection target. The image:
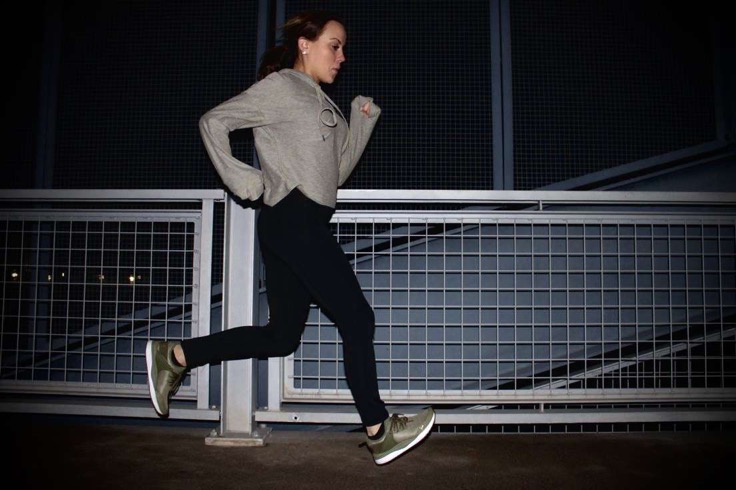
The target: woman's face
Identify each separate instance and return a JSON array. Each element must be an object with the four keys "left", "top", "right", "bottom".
[{"left": 299, "top": 21, "right": 347, "bottom": 84}]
